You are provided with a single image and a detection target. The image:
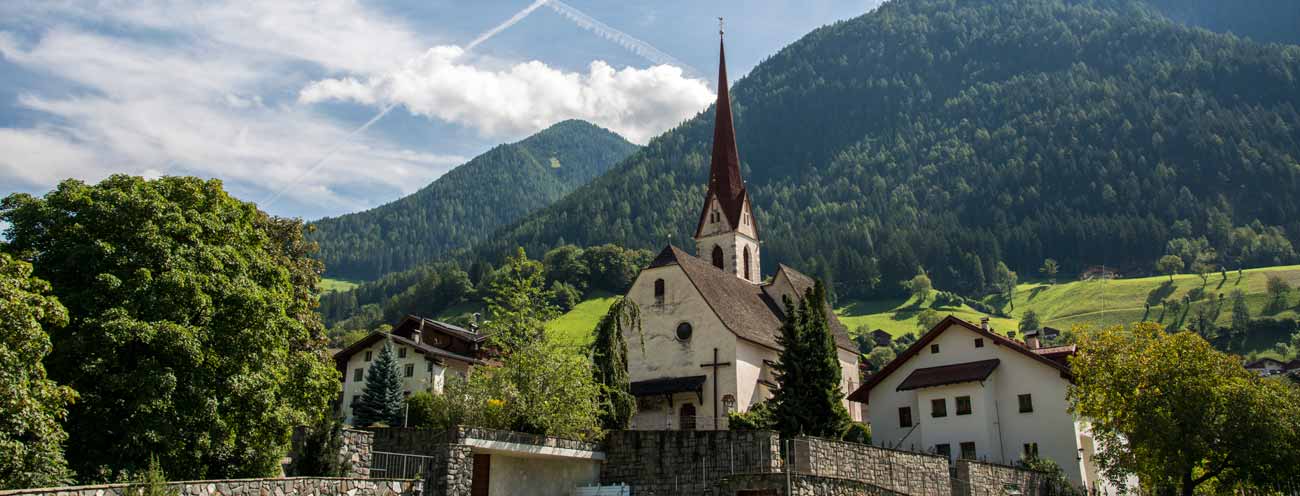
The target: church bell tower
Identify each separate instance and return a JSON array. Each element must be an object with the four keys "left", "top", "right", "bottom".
[{"left": 694, "top": 25, "right": 760, "bottom": 283}]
